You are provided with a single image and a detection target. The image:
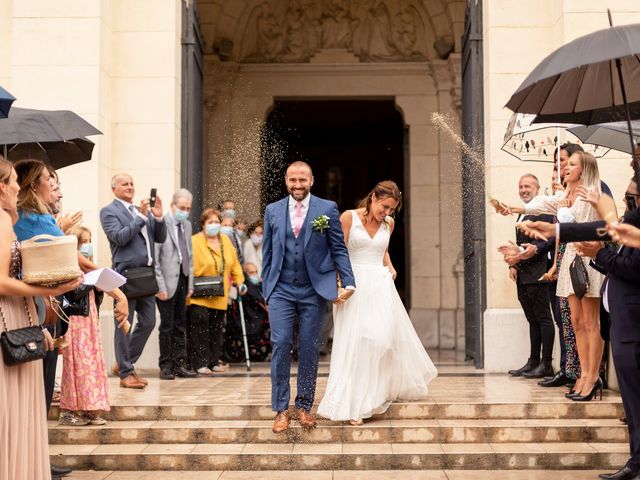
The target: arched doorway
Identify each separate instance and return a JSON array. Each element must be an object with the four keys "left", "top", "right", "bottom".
[{"left": 261, "top": 99, "right": 409, "bottom": 300}]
